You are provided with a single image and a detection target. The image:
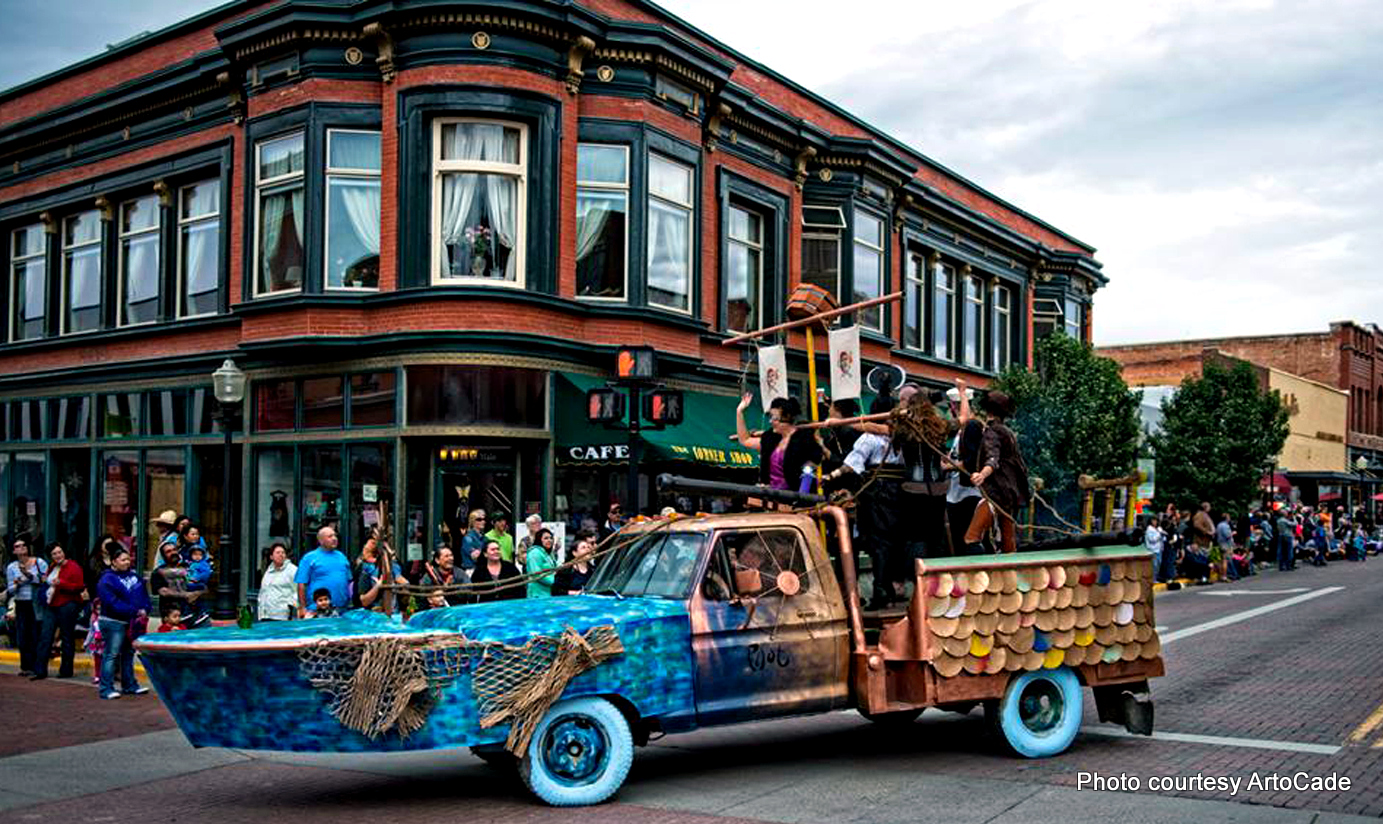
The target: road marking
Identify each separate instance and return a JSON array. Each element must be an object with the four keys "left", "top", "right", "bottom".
[
  {"left": 1347, "top": 702, "right": 1383, "bottom": 743},
  {"left": 1198, "top": 588, "right": 1309, "bottom": 596},
  {"left": 1160, "top": 587, "right": 1343, "bottom": 644},
  {"left": 1082, "top": 726, "right": 1341, "bottom": 755}
]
